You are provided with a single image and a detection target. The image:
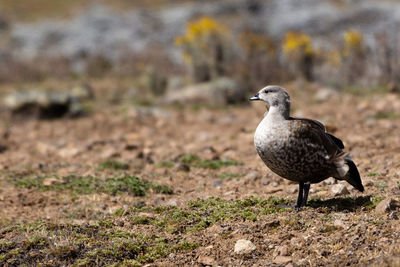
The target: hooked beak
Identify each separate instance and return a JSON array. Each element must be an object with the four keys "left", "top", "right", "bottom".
[{"left": 249, "top": 93, "right": 260, "bottom": 101}]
